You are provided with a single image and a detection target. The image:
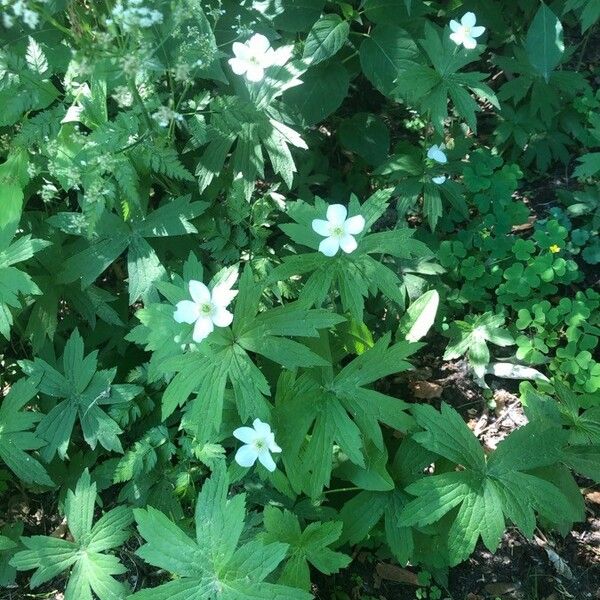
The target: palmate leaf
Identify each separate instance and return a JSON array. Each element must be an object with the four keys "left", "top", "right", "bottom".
[
  {"left": 19, "top": 329, "right": 142, "bottom": 460},
  {"left": 261, "top": 506, "right": 351, "bottom": 591},
  {"left": 0, "top": 226, "right": 50, "bottom": 339},
  {"left": 276, "top": 333, "right": 419, "bottom": 497},
  {"left": 0, "top": 379, "right": 53, "bottom": 487},
  {"left": 525, "top": 4, "right": 564, "bottom": 83},
  {"left": 399, "top": 403, "right": 583, "bottom": 565},
  {"left": 10, "top": 469, "right": 132, "bottom": 600},
  {"left": 394, "top": 23, "right": 498, "bottom": 133},
  {"left": 52, "top": 196, "right": 206, "bottom": 304},
  {"left": 134, "top": 264, "right": 342, "bottom": 441},
  {"left": 271, "top": 191, "right": 432, "bottom": 321},
  {"left": 130, "top": 466, "right": 312, "bottom": 600},
  {"left": 337, "top": 438, "right": 434, "bottom": 565},
  {"left": 195, "top": 95, "right": 307, "bottom": 199},
  {"left": 443, "top": 312, "right": 514, "bottom": 378}
]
